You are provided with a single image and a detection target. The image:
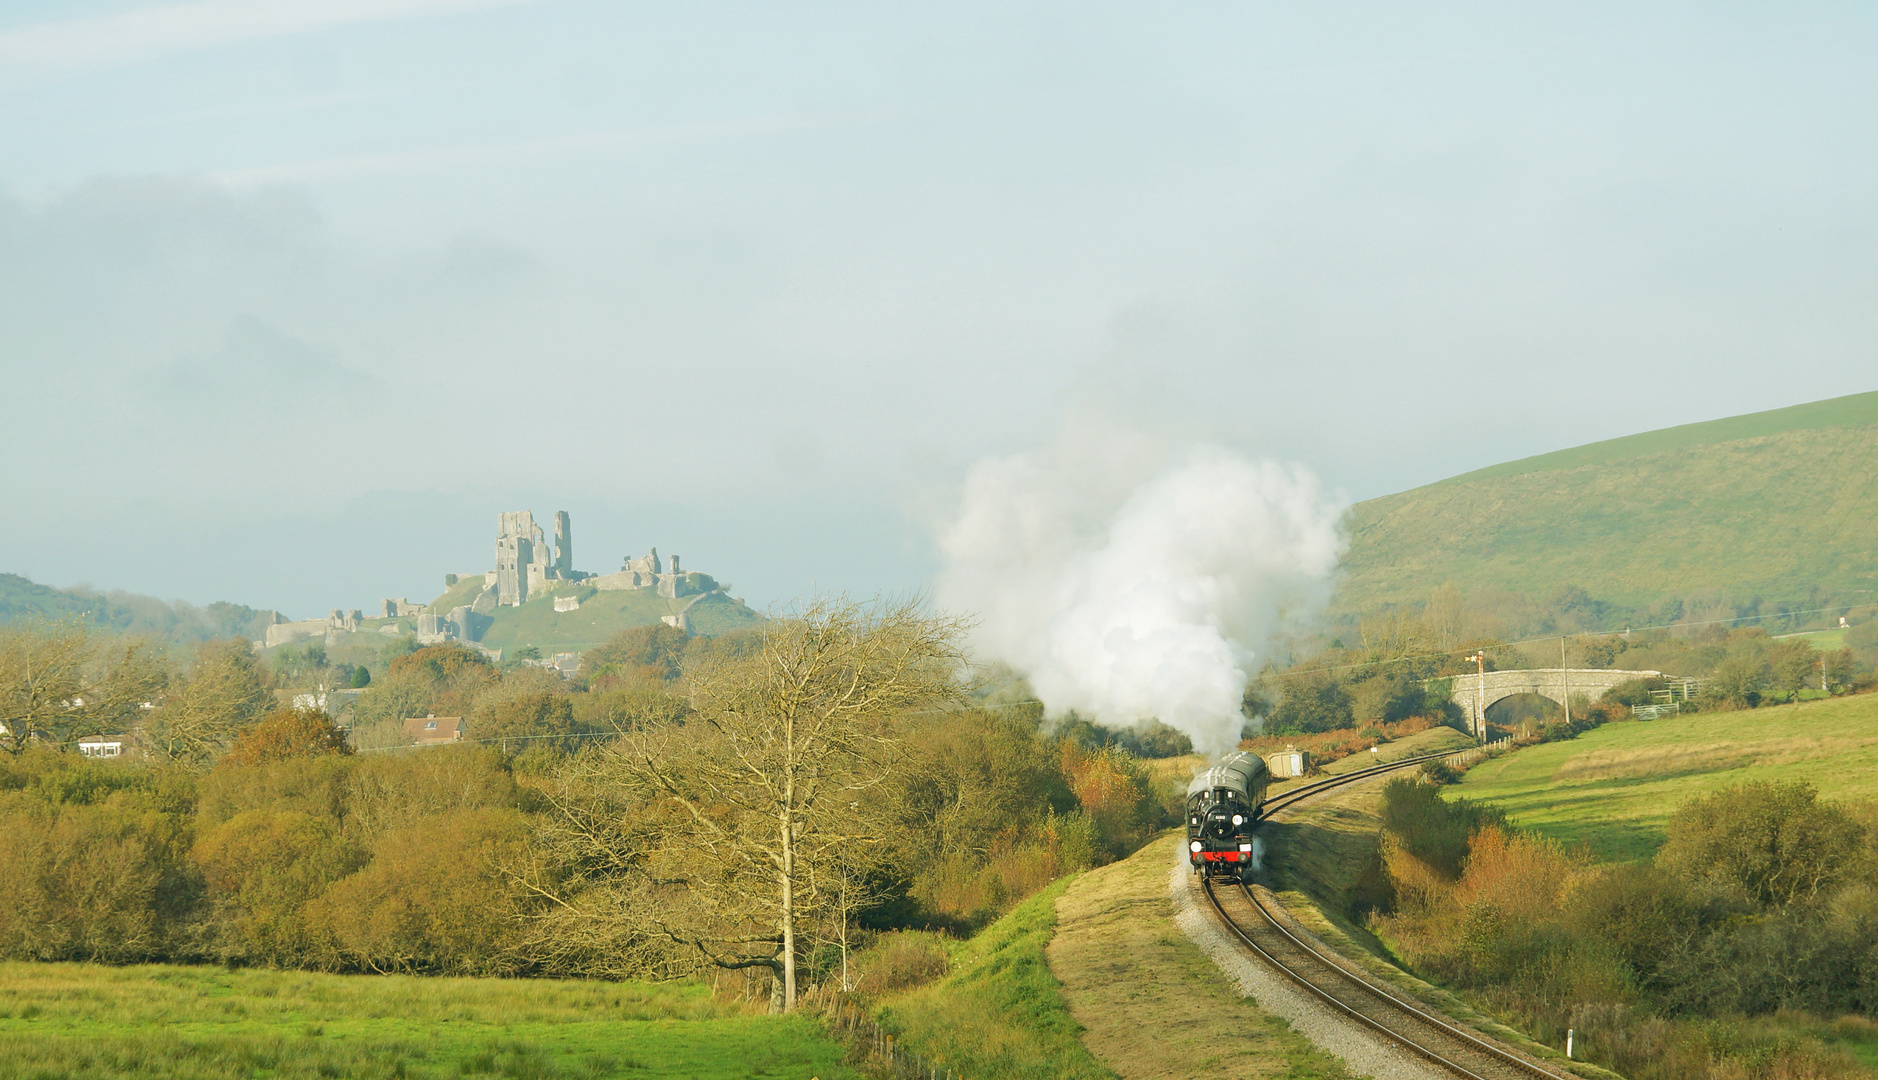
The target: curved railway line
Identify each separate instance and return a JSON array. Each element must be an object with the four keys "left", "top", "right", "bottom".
[{"left": 1200, "top": 747, "right": 1576, "bottom": 1080}]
